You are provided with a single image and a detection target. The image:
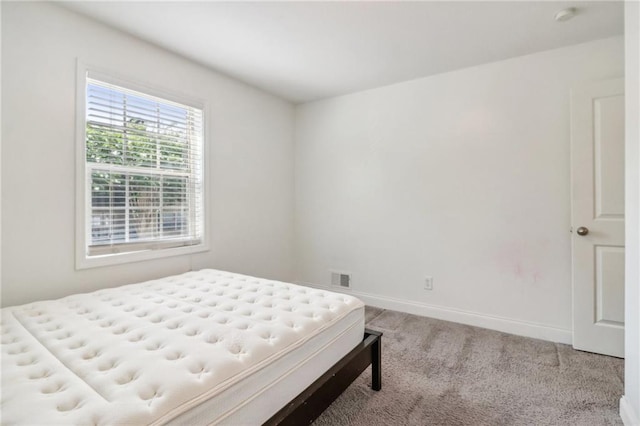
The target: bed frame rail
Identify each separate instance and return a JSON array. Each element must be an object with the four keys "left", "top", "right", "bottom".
[{"left": 264, "top": 328, "right": 382, "bottom": 426}]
